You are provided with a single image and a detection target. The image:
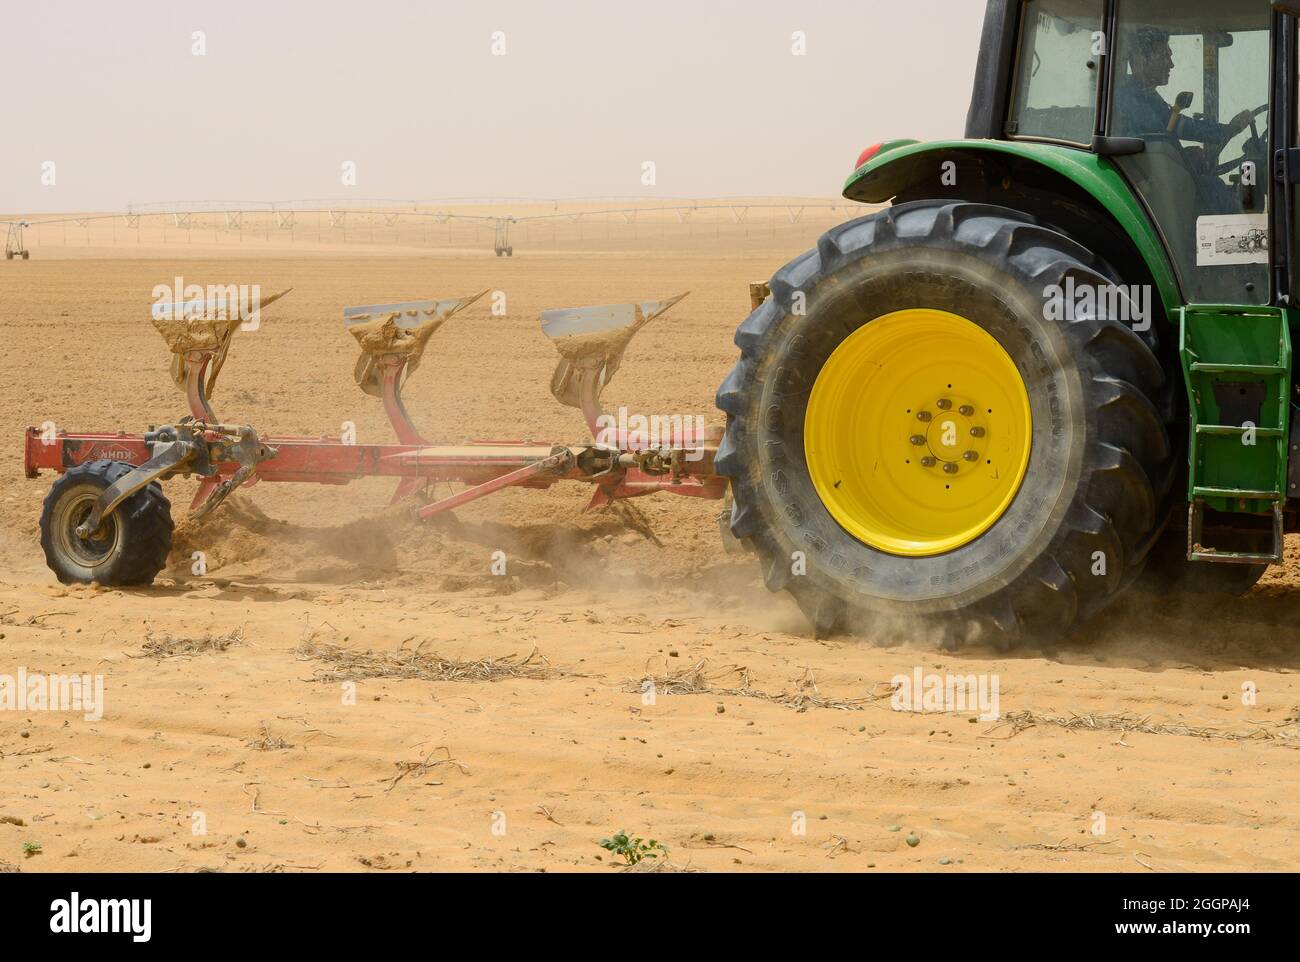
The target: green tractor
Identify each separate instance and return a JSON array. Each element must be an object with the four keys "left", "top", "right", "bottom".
[{"left": 718, "top": 0, "right": 1300, "bottom": 646}]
